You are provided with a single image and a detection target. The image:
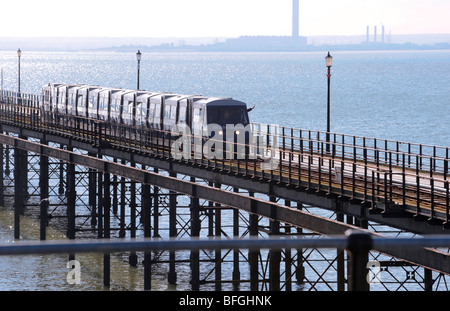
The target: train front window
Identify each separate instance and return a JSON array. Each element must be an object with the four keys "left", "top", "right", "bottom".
[{"left": 207, "top": 107, "right": 248, "bottom": 125}]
